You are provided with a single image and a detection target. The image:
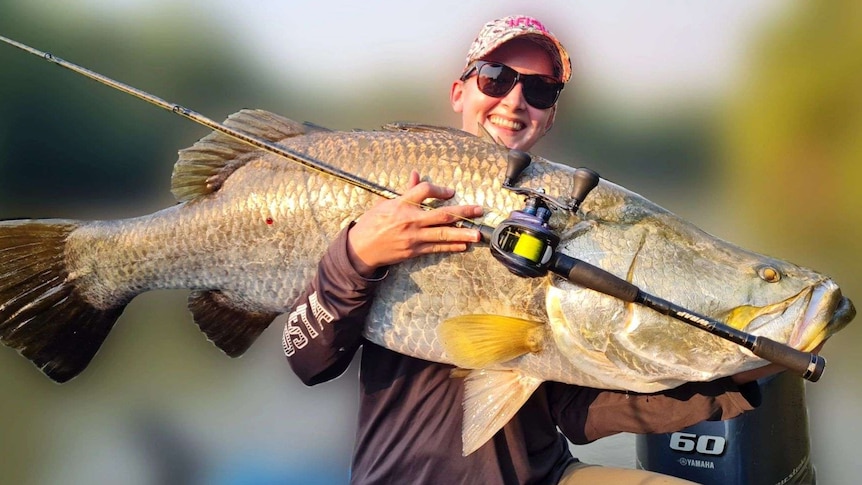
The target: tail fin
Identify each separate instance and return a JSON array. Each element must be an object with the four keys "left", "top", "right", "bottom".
[{"left": 0, "top": 220, "right": 125, "bottom": 383}]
